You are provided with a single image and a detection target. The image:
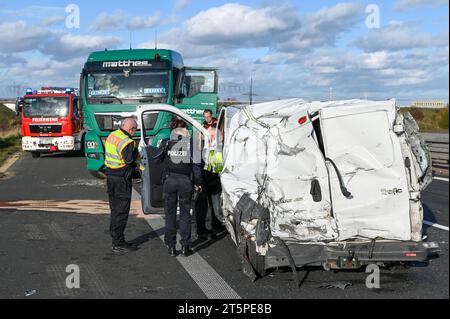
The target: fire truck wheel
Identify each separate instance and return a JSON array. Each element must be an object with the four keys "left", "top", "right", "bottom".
[{"left": 31, "top": 152, "right": 40, "bottom": 158}]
